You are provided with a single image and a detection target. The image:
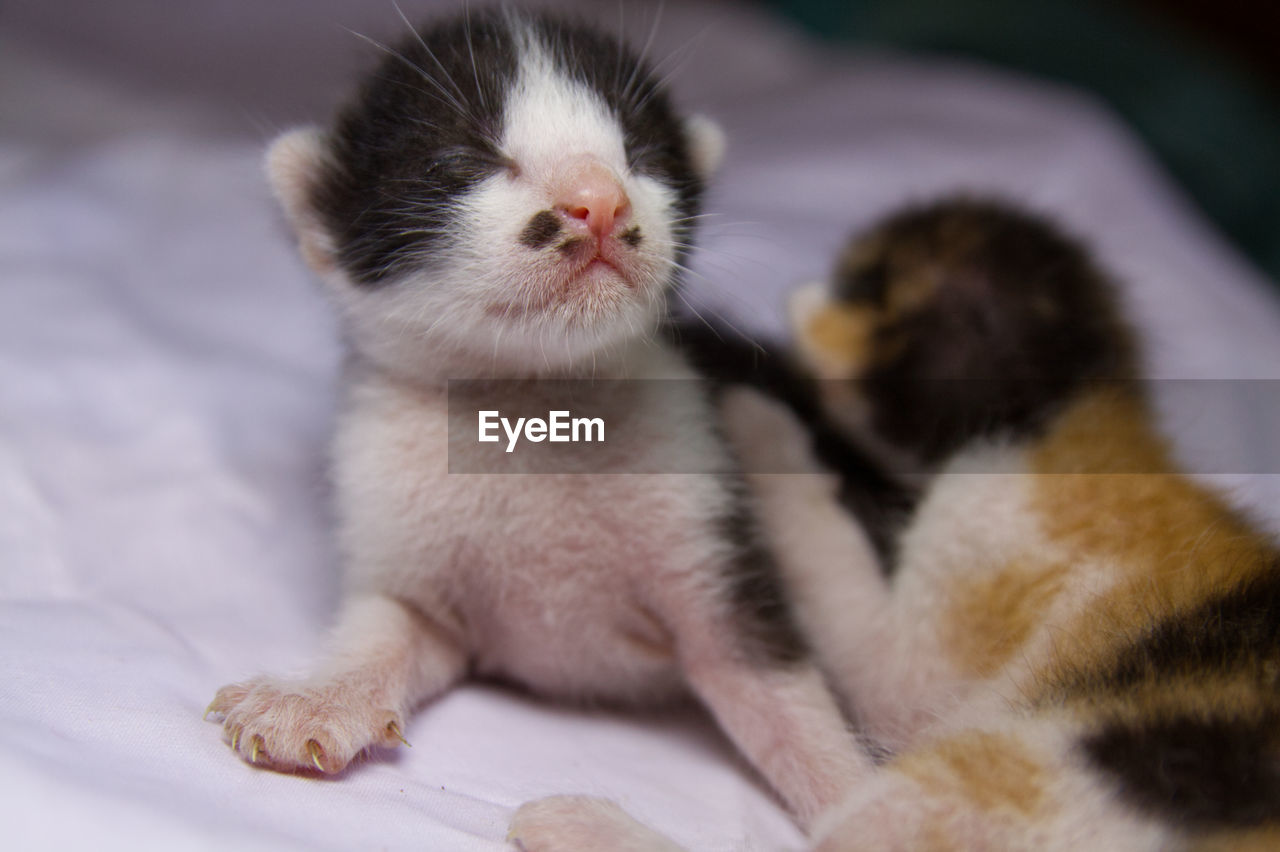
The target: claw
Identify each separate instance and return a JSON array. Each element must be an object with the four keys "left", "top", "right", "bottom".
[
  {"left": 250, "top": 735, "right": 263, "bottom": 764},
  {"left": 387, "top": 720, "right": 411, "bottom": 748},
  {"left": 203, "top": 699, "right": 219, "bottom": 721},
  {"left": 230, "top": 727, "right": 242, "bottom": 752},
  {"left": 307, "top": 739, "right": 325, "bottom": 773}
]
